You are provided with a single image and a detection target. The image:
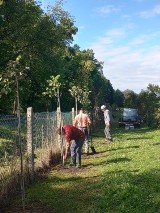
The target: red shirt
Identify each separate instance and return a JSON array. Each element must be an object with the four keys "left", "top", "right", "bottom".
[{"left": 63, "top": 124, "right": 85, "bottom": 143}]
